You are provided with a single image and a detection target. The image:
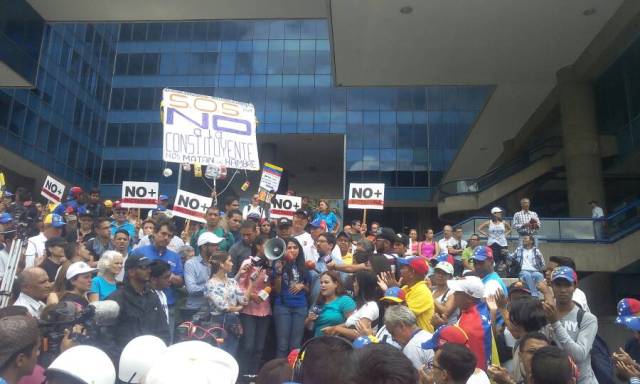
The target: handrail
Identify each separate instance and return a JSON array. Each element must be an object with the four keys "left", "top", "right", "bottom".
[
  {"left": 435, "top": 199, "right": 640, "bottom": 244},
  {"left": 438, "top": 136, "right": 563, "bottom": 199}
]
